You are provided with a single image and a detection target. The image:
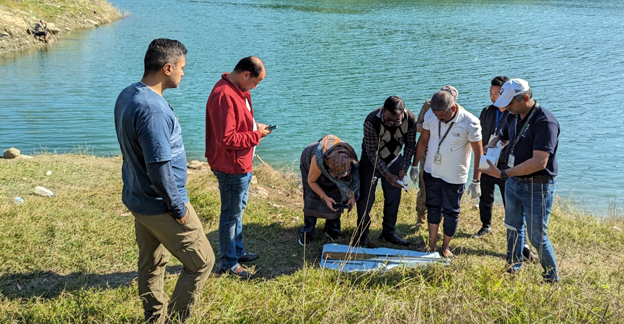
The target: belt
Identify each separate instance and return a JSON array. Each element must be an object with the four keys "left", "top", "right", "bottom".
[{"left": 514, "top": 175, "right": 554, "bottom": 184}]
